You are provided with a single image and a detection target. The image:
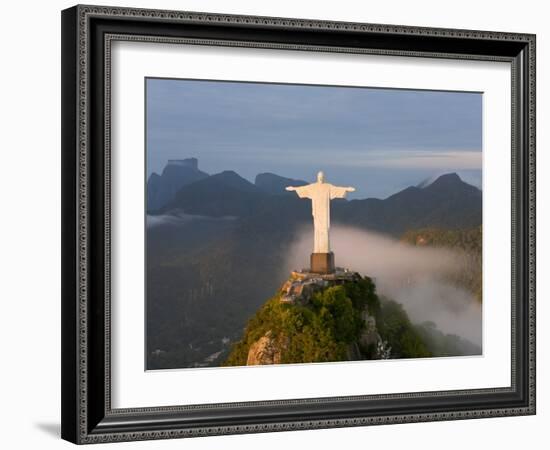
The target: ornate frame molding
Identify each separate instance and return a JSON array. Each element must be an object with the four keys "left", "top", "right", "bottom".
[{"left": 61, "top": 4, "right": 536, "bottom": 444}]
